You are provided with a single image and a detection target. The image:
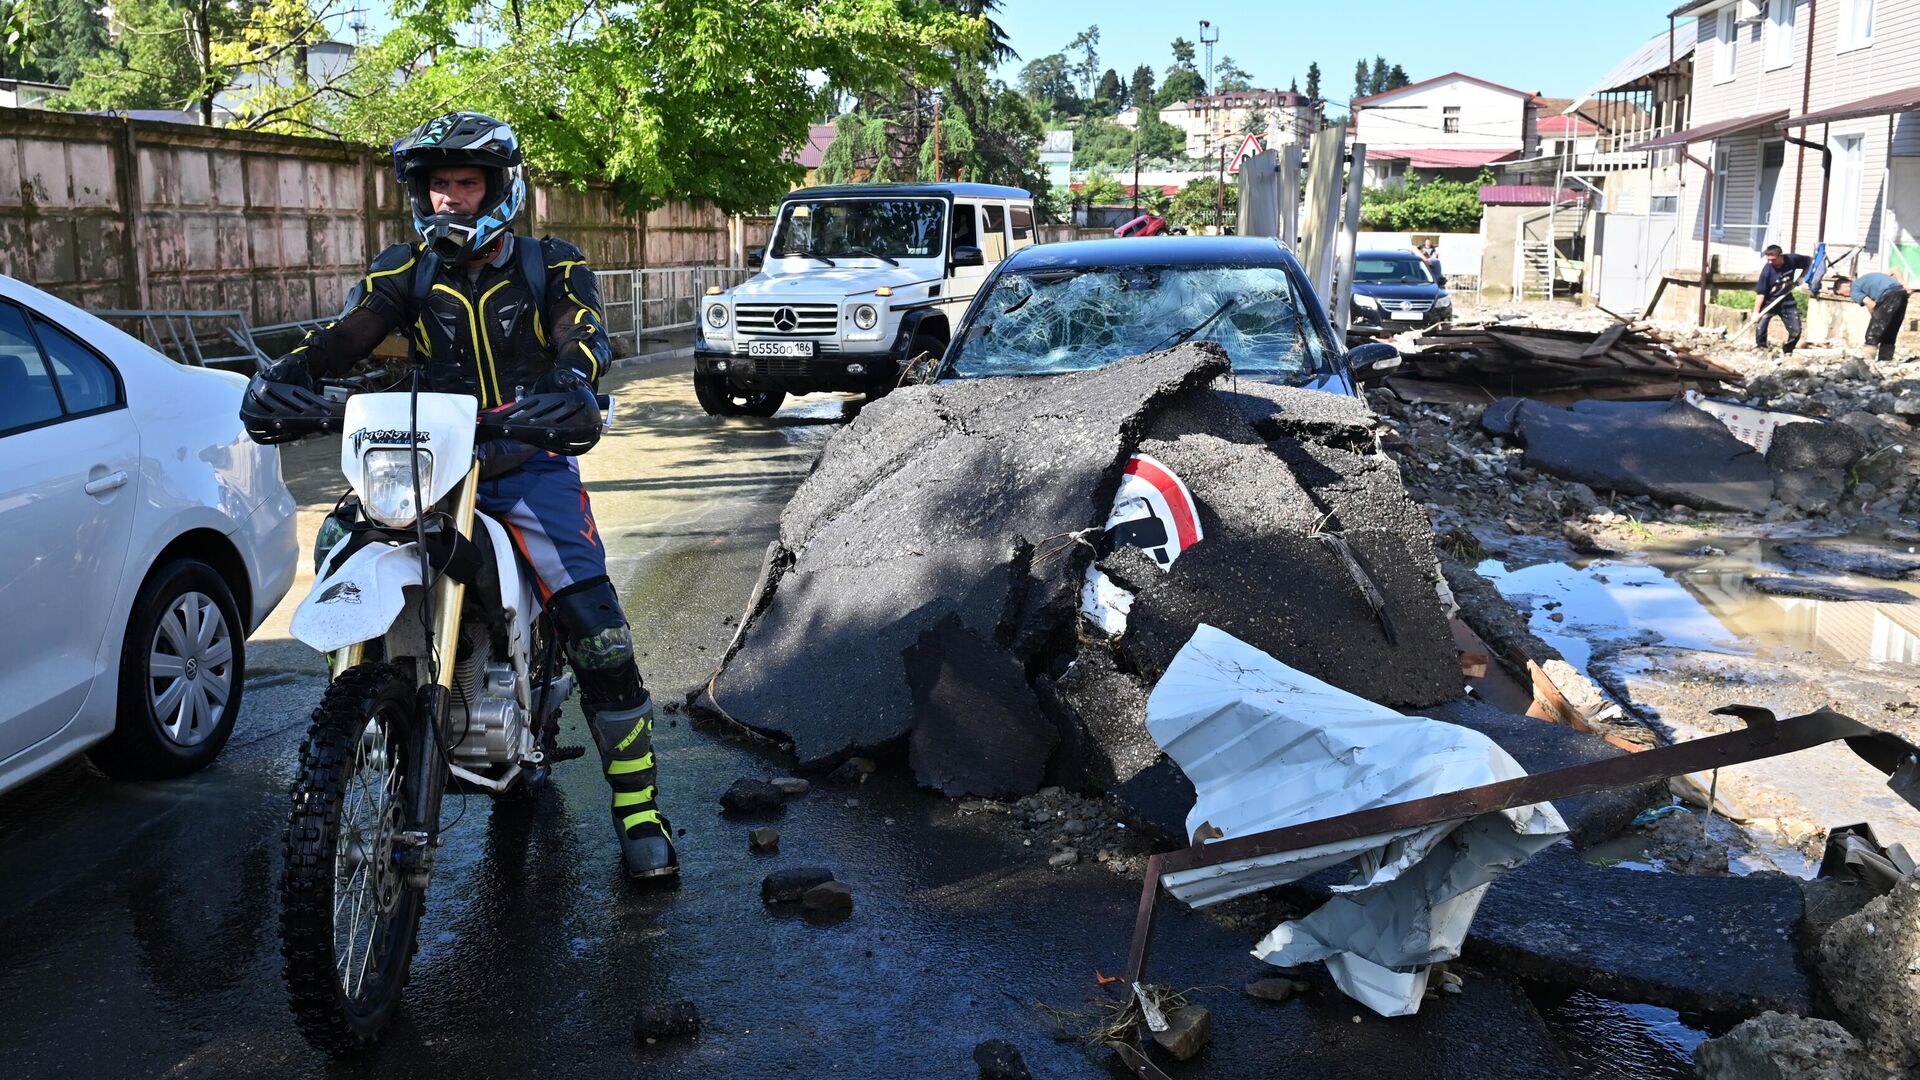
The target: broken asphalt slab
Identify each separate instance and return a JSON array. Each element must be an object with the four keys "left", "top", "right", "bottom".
[
  {"left": 707, "top": 346, "right": 1230, "bottom": 768},
  {"left": 1744, "top": 574, "right": 1916, "bottom": 604},
  {"left": 1482, "top": 397, "right": 1774, "bottom": 513},
  {"left": 1776, "top": 541, "right": 1920, "bottom": 581},
  {"left": 905, "top": 617, "right": 1058, "bottom": 799},
  {"left": 1466, "top": 843, "right": 1811, "bottom": 1018}
]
